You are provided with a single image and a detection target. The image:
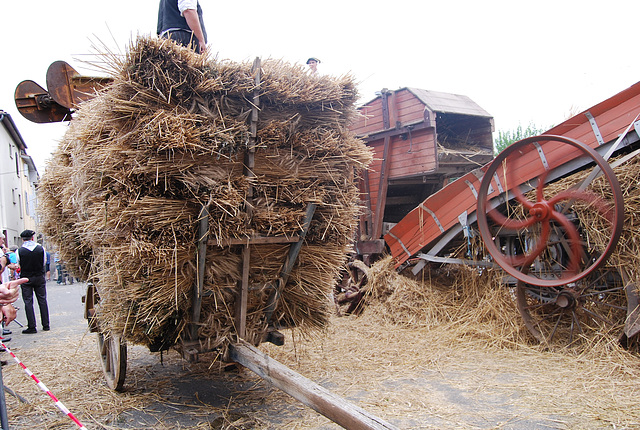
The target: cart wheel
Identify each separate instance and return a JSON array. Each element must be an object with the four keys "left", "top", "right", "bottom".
[
  {"left": 335, "top": 260, "right": 370, "bottom": 315},
  {"left": 84, "top": 283, "right": 100, "bottom": 333},
  {"left": 477, "top": 135, "right": 624, "bottom": 287},
  {"left": 97, "top": 332, "right": 127, "bottom": 391},
  {"left": 516, "top": 265, "right": 637, "bottom": 346}
]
